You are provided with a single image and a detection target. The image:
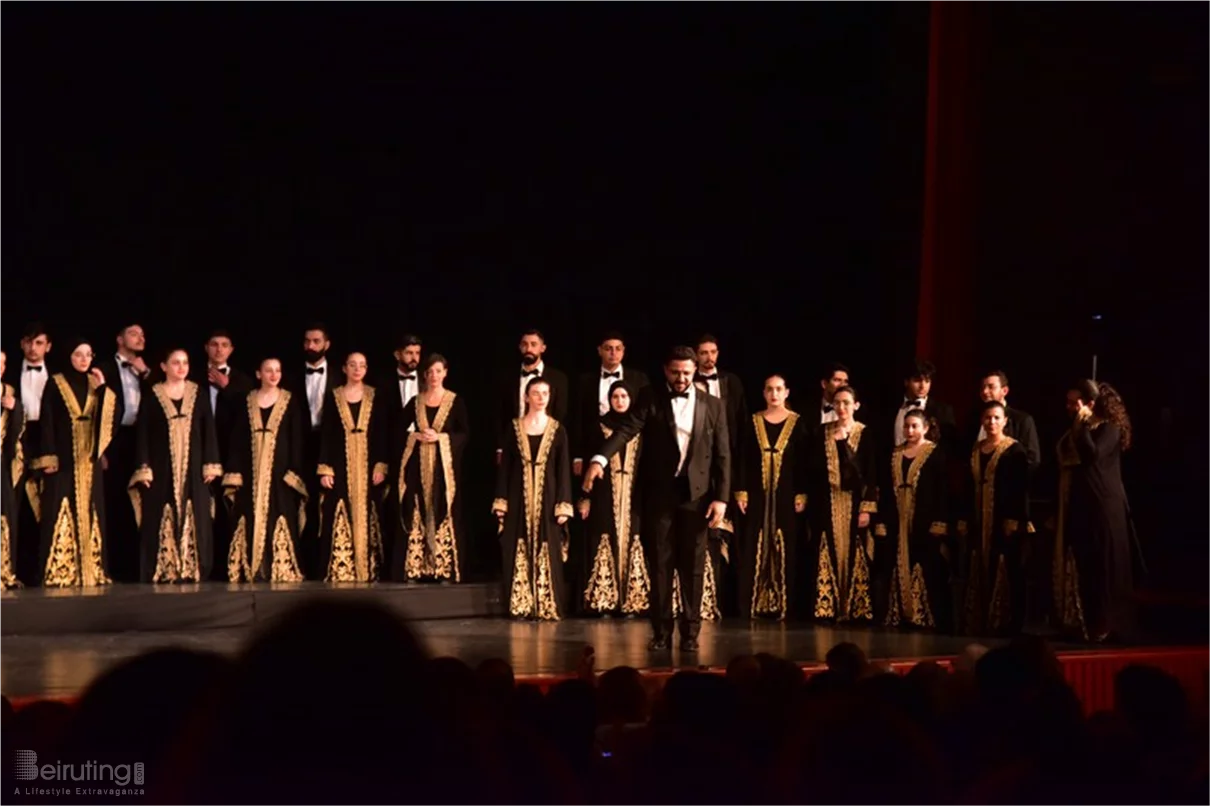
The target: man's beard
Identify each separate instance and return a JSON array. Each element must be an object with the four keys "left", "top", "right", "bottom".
[
  {"left": 521, "top": 352, "right": 539, "bottom": 367},
  {"left": 304, "top": 349, "right": 326, "bottom": 364},
  {"left": 399, "top": 359, "right": 419, "bottom": 371}
]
